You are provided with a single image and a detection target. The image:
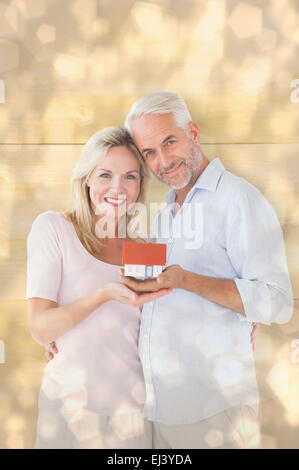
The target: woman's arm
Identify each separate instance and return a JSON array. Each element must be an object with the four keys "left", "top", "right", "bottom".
[
  {"left": 28, "top": 286, "right": 110, "bottom": 346},
  {"left": 28, "top": 283, "right": 171, "bottom": 346}
]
